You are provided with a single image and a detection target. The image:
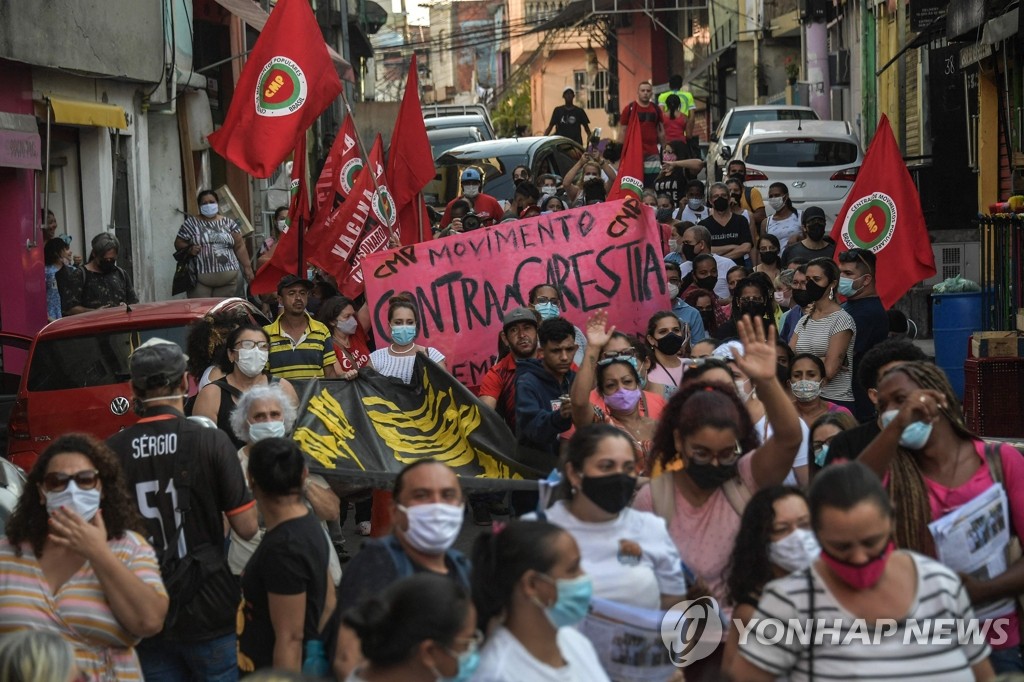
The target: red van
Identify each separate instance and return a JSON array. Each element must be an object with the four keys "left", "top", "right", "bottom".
[{"left": 6, "top": 298, "right": 265, "bottom": 471}]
